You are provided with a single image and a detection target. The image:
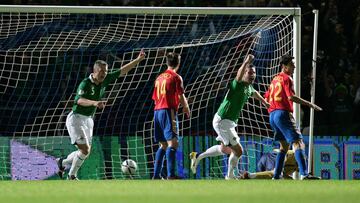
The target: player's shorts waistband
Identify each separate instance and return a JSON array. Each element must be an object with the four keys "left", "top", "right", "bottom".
[
  {"left": 214, "top": 113, "right": 236, "bottom": 124},
  {"left": 69, "top": 111, "right": 94, "bottom": 119},
  {"left": 154, "top": 108, "right": 177, "bottom": 112},
  {"left": 270, "top": 109, "right": 293, "bottom": 115}
]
